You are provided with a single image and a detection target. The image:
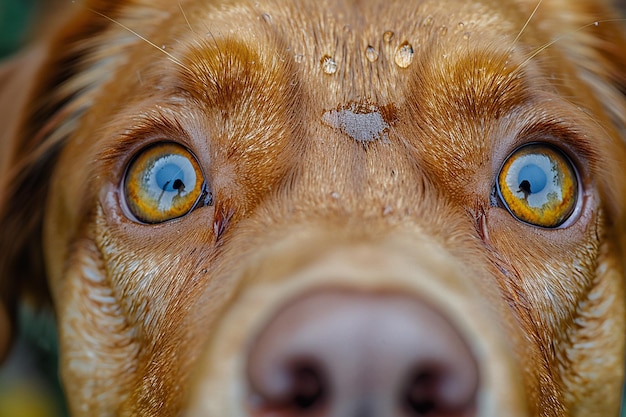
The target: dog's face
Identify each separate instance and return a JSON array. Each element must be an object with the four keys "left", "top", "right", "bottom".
[{"left": 1, "top": 0, "right": 626, "bottom": 416}]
